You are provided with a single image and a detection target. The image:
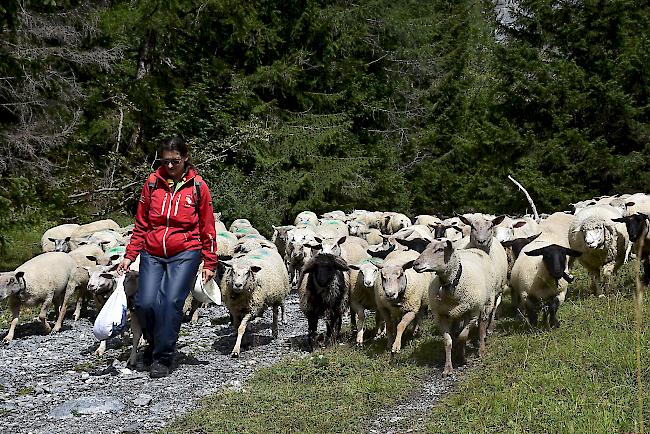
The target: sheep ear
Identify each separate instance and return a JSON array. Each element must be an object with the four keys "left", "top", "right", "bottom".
[
  {"left": 402, "top": 260, "right": 414, "bottom": 271},
  {"left": 527, "top": 233, "right": 542, "bottom": 243},
  {"left": 250, "top": 265, "right": 262, "bottom": 274},
  {"left": 314, "top": 236, "right": 323, "bottom": 243},
  {"left": 221, "top": 260, "right": 233, "bottom": 268},
  {"left": 48, "top": 237, "right": 56, "bottom": 242},
  {"left": 214, "top": 212, "right": 222, "bottom": 220},
  {"left": 626, "top": 202, "right": 636, "bottom": 207},
  {"left": 15, "top": 271, "right": 25, "bottom": 280},
  {"left": 501, "top": 240, "right": 515, "bottom": 248},
  {"left": 457, "top": 215, "right": 472, "bottom": 228},
  {"left": 611, "top": 217, "right": 627, "bottom": 223},
  {"left": 86, "top": 255, "right": 97, "bottom": 262},
  {"left": 384, "top": 215, "right": 391, "bottom": 225},
  {"left": 513, "top": 221, "right": 527, "bottom": 228},
  {"left": 100, "top": 273, "right": 114, "bottom": 279},
  {"left": 64, "top": 236, "right": 71, "bottom": 242},
  {"left": 348, "top": 264, "right": 360, "bottom": 270},
  {"left": 272, "top": 225, "right": 278, "bottom": 231},
  {"left": 109, "top": 254, "right": 121, "bottom": 261},
  {"left": 492, "top": 215, "right": 506, "bottom": 226},
  {"left": 450, "top": 226, "right": 464, "bottom": 233},
  {"left": 337, "top": 236, "right": 347, "bottom": 245}
]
